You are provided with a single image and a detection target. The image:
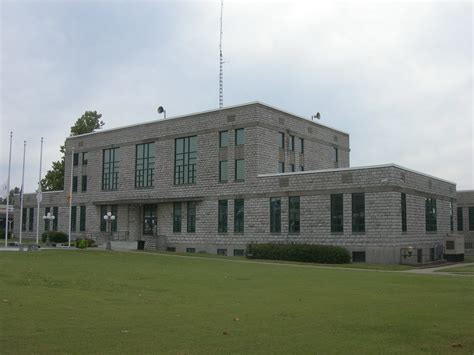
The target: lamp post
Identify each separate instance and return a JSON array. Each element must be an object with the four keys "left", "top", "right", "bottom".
[
  {"left": 103, "top": 211, "right": 115, "bottom": 251},
  {"left": 42, "top": 212, "right": 55, "bottom": 246}
]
